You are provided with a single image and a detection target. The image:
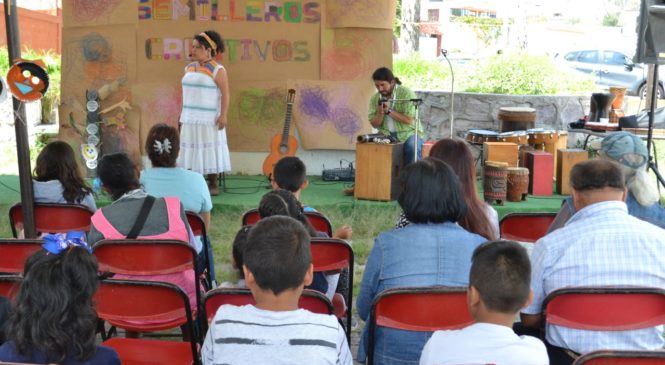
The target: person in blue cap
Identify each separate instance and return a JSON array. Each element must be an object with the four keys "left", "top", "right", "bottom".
[{"left": 548, "top": 131, "right": 665, "bottom": 231}]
